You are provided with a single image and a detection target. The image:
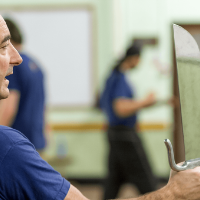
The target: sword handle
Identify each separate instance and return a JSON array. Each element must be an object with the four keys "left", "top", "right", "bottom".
[{"left": 164, "top": 139, "right": 188, "bottom": 171}]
